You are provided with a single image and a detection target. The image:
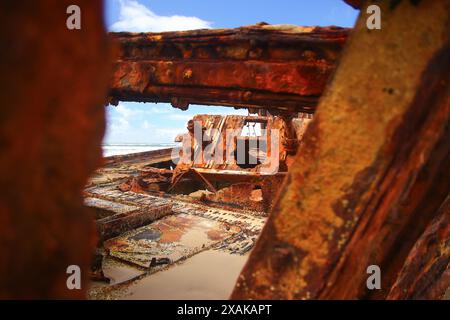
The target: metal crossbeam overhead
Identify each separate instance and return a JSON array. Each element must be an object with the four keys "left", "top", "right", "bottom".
[{"left": 109, "top": 24, "right": 349, "bottom": 114}]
